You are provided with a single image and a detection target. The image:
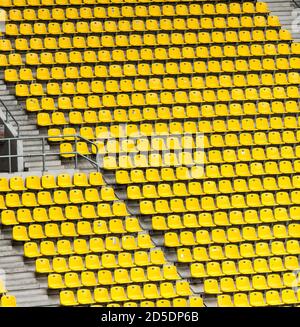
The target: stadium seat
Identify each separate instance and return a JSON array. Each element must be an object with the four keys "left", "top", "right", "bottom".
[{"left": 1, "top": 0, "right": 300, "bottom": 308}]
